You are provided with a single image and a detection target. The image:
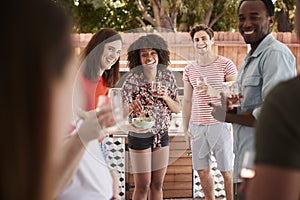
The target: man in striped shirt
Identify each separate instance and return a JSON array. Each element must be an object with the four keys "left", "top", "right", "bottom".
[{"left": 182, "top": 24, "right": 238, "bottom": 200}]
